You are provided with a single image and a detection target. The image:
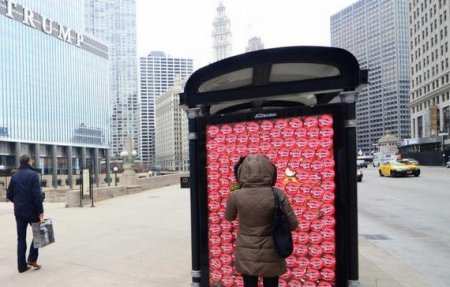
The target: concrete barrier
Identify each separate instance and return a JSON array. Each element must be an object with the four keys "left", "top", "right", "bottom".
[{"left": 0, "top": 173, "right": 187, "bottom": 204}]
